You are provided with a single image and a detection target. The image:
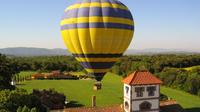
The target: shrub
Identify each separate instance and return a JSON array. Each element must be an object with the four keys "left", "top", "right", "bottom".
[
  {"left": 198, "top": 90, "right": 200, "bottom": 97},
  {"left": 21, "top": 106, "right": 30, "bottom": 112},
  {"left": 160, "top": 93, "right": 168, "bottom": 101},
  {"left": 33, "top": 89, "right": 66, "bottom": 110},
  {"left": 17, "top": 106, "right": 23, "bottom": 112},
  {"left": 0, "top": 89, "right": 47, "bottom": 112},
  {"left": 30, "top": 108, "right": 37, "bottom": 112},
  {"left": 0, "top": 109, "right": 8, "bottom": 112},
  {"left": 184, "top": 74, "right": 200, "bottom": 95},
  {"left": 17, "top": 106, "right": 37, "bottom": 112}
]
